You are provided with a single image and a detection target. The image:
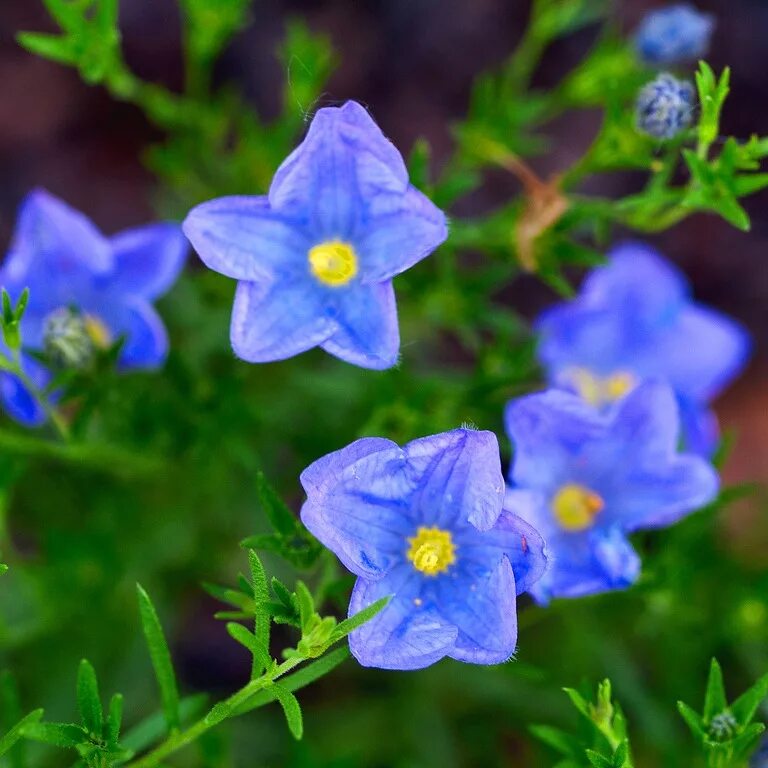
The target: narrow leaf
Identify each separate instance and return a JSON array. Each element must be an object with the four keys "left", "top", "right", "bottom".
[
  {"left": 16, "top": 33, "right": 78, "bottom": 65},
  {"left": 0, "top": 710, "right": 43, "bottom": 757},
  {"left": 677, "top": 701, "right": 705, "bottom": 736},
  {"left": 76, "top": 660, "right": 102, "bottom": 736},
  {"left": 703, "top": 659, "right": 727, "bottom": 722},
  {"left": 329, "top": 596, "right": 390, "bottom": 642},
  {"left": 248, "top": 549, "right": 271, "bottom": 677},
  {"left": 256, "top": 471, "right": 298, "bottom": 536},
  {"left": 21, "top": 721, "right": 85, "bottom": 748},
  {"left": 136, "top": 584, "right": 181, "bottom": 731},
  {"left": 272, "top": 684, "right": 303, "bottom": 740},
  {"left": 294, "top": 581, "right": 315, "bottom": 631},
  {"left": 730, "top": 672, "right": 768, "bottom": 727},
  {"left": 107, "top": 694, "right": 123, "bottom": 747},
  {"left": 121, "top": 694, "right": 207, "bottom": 753}
]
